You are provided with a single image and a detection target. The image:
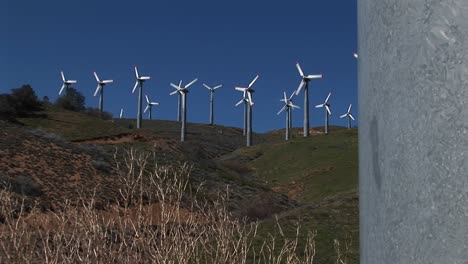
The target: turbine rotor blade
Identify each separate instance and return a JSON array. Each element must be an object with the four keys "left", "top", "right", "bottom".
[
  {"left": 296, "top": 63, "right": 304, "bottom": 77},
  {"left": 93, "top": 72, "right": 100, "bottom": 82},
  {"left": 144, "top": 105, "right": 150, "bottom": 113},
  {"left": 145, "top": 95, "right": 150, "bottom": 104},
  {"left": 120, "top": 108, "right": 123, "bottom": 118},
  {"left": 170, "top": 90, "right": 179, "bottom": 96},
  {"left": 349, "top": 114, "right": 355, "bottom": 120},
  {"left": 203, "top": 83, "right": 211, "bottom": 90},
  {"left": 134, "top": 67, "right": 139, "bottom": 78},
  {"left": 315, "top": 104, "right": 323, "bottom": 108},
  {"left": 277, "top": 105, "right": 287, "bottom": 115},
  {"left": 94, "top": 85, "right": 101, "bottom": 97},
  {"left": 59, "top": 84, "right": 66, "bottom": 95},
  {"left": 306, "top": 74, "right": 323, "bottom": 79},
  {"left": 102, "top": 80, "right": 113, "bottom": 83},
  {"left": 67, "top": 80, "right": 77, "bottom": 84},
  {"left": 348, "top": 104, "right": 352, "bottom": 113},
  {"left": 132, "top": 81, "right": 139, "bottom": 94},
  {"left": 295, "top": 80, "right": 305, "bottom": 95},
  {"left": 170, "top": 83, "right": 182, "bottom": 90},
  {"left": 235, "top": 87, "right": 247, "bottom": 92},
  {"left": 283, "top": 92, "right": 287, "bottom": 102},
  {"left": 248, "top": 75, "right": 259, "bottom": 88},
  {"left": 213, "top": 85, "right": 222, "bottom": 90},
  {"left": 290, "top": 103, "right": 300, "bottom": 109},
  {"left": 340, "top": 114, "right": 347, "bottom": 118},
  {"left": 247, "top": 92, "right": 253, "bottom": 105},
  {"left": 179, "top": 80, "right": 182, "bottom": 87},
  {"left": 185, "top": 78, "right": 198, "bottom": 89},
  {"left": 288, "top": 91, "right": 295, "bottom": 100},
  {"left": 61, "top": 71, "right": 66, "bottom": 82},
  {"left": 324, "top": 92, "right": 332, "bottom": 103},
  {"left": 235, "top": 99, "right": 244, "bottom": 107},
  {"left": 325, "top": 105, "right": 331, "bottom": 115},
  {"left": 150, "top": 102, "right": 159, "bottom": 106}
]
